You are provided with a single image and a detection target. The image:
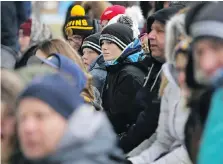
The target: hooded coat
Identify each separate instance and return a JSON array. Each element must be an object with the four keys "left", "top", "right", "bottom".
[
  {"left": 102, "top": 39, "right": 147, "bottom": 134},
  {"left": 129, "top": 11, "right": 192, "bottom": 164},
  {"left": 29, "top": 104, "right": 126, "bottom": 164},
  {"left": 129, "top": 63, "right": 191, "bottom": 164}
]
